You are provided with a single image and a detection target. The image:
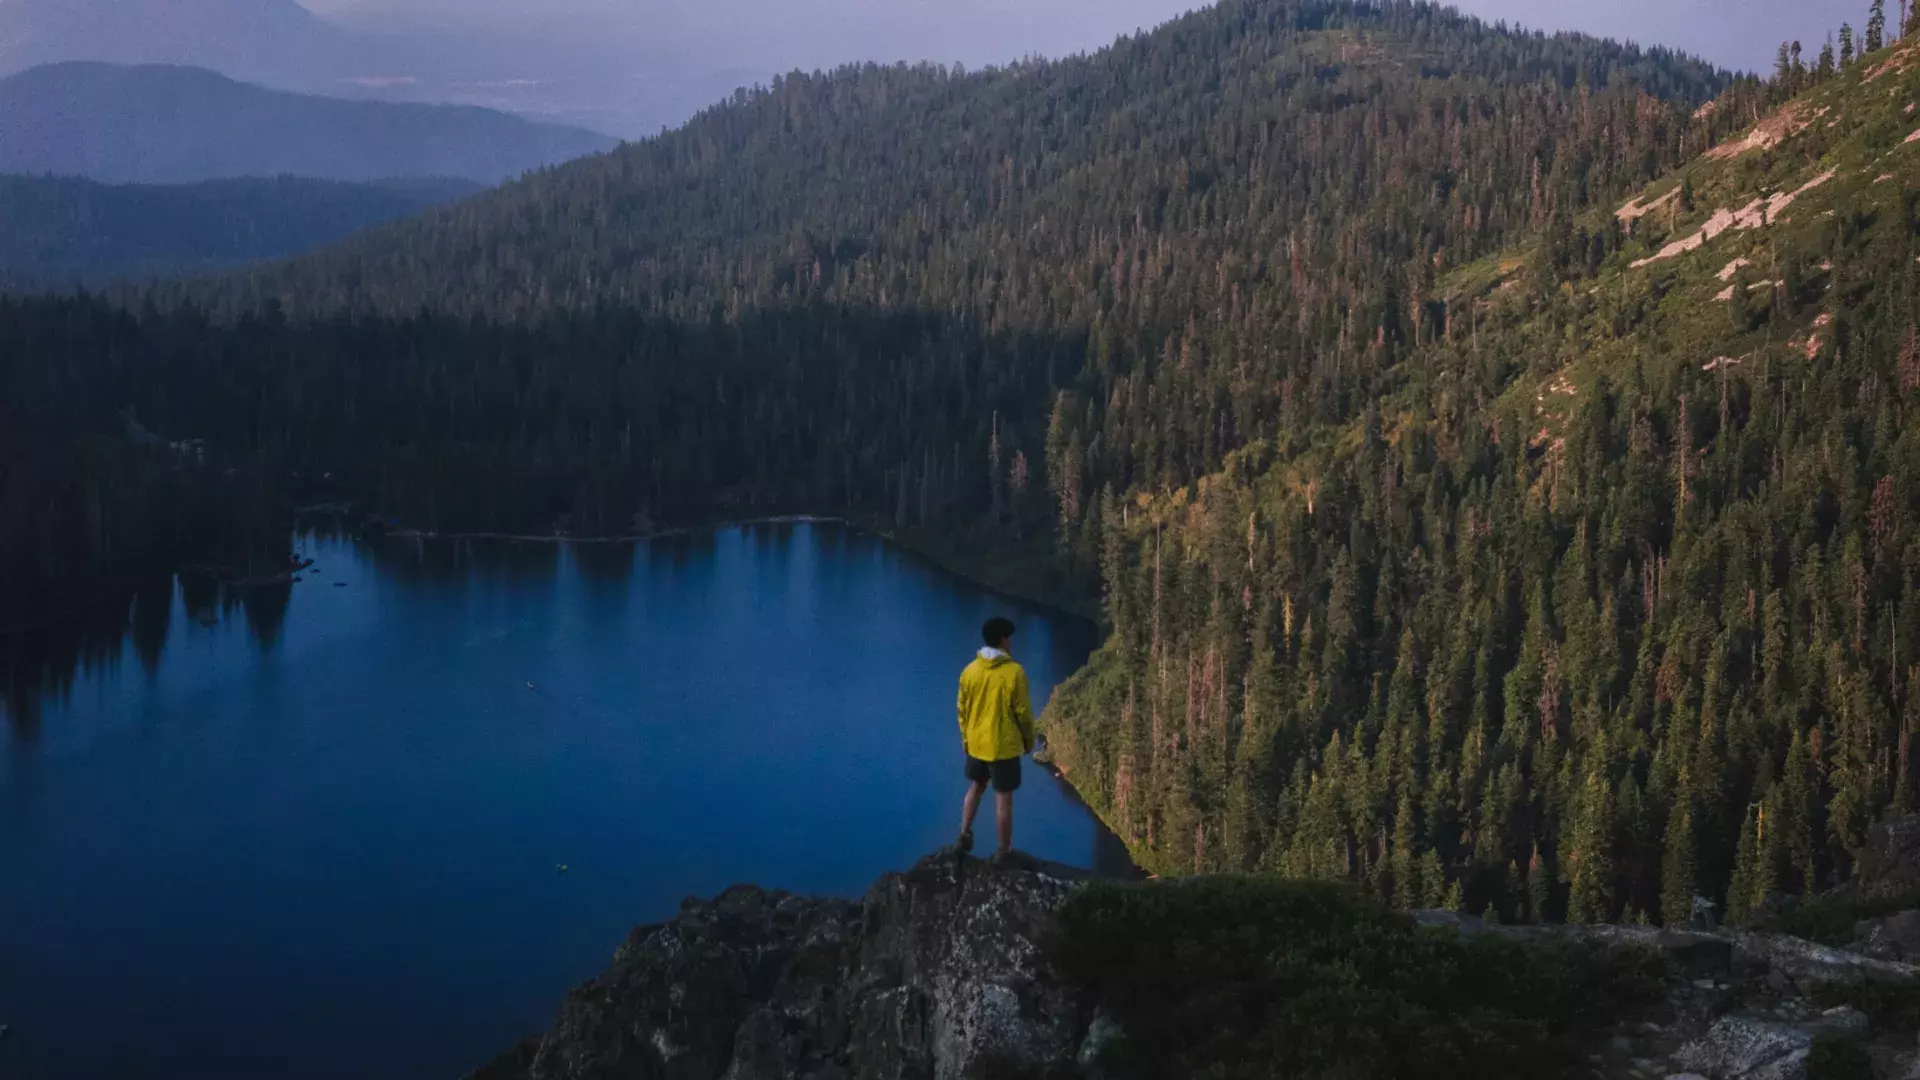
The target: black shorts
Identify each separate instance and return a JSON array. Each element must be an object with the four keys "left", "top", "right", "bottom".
[{"left": 966, "top": 755, "right": 1022, "bottom": 793}]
